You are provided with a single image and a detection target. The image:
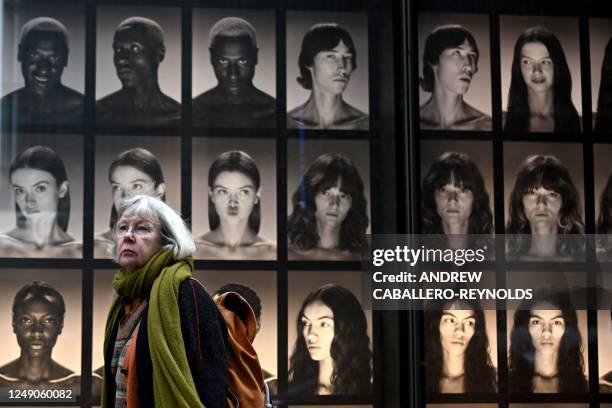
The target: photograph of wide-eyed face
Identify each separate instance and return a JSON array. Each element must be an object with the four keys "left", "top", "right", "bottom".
[
  {"left": 0, "top": 133, "right": 83, "bottom": 259},
  {"left": 286, "top": 11, "right": 369, "bottom": 131},
  {"left": 93, "top": 135, "right": 181, "bottom": 259},
  {"left": 192, "top": 9, "right": 276, "bottom": 129},
  {"left": 590, "top": 18, "right": 612, "bottom": 134},
  {"left": 503, "top": 142, "right": 585, "bottom": 261},
  {"left": 0, "top": 269, "right": 81, "bottom": 393},
  {"left": 192, "top": 137, "right": 276, "bottom": 260},
  {"left": 287, "top": 139, "right": 371, "bottom": 261},
  {"left": 594, "top": 144, "right": 612, "bottom": 259},
  {"left": 500, "top": 15, "right": 582, "bottom": 133},
  {"left": 96, "top": 5, "right": 181, "bottom": 127},
  {"left": 1, "top": 3, "right": 85, "bottom": 126},
  {"left": 287, "top": 270, "right": 373, "bottom": 396},
  {"left": 418, "top": 13, "right": 492, "bottom": 131}
]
